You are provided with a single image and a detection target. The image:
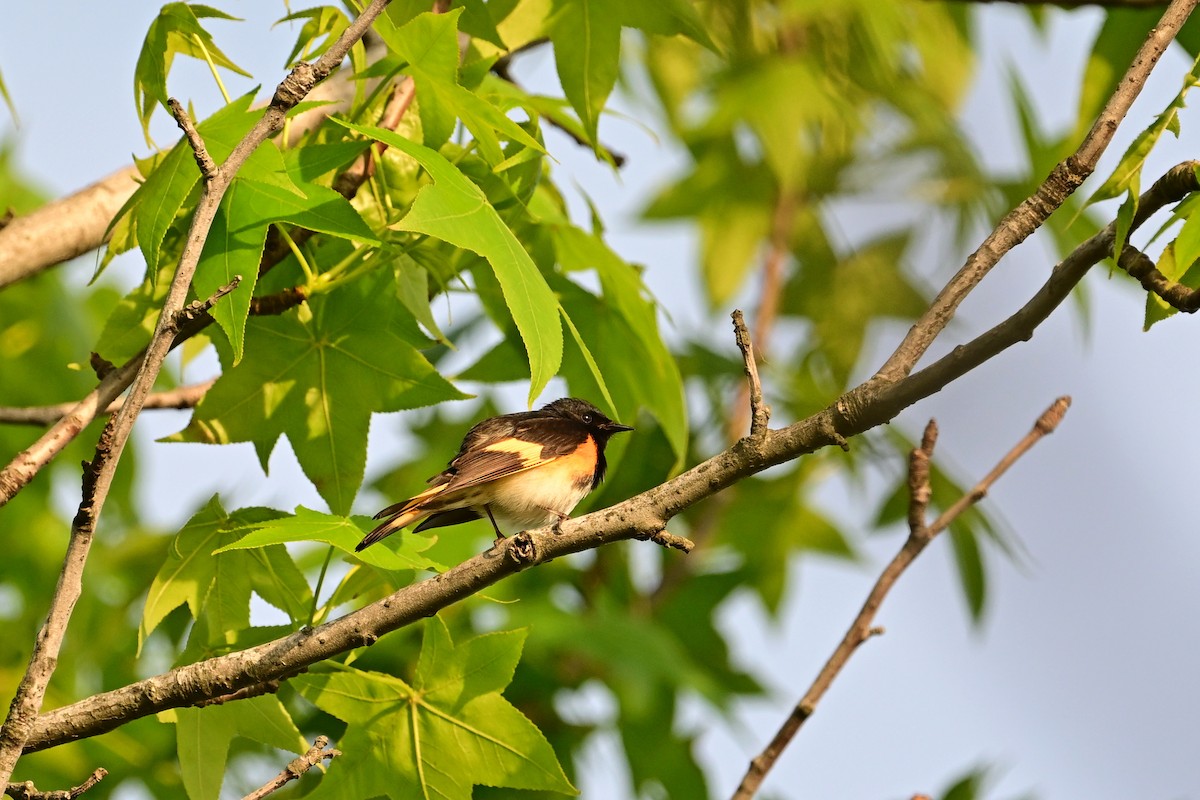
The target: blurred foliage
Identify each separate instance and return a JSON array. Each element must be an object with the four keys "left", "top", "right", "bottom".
[{"left": 1, "top": 0, "right": 1196, "bottom": 798}]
